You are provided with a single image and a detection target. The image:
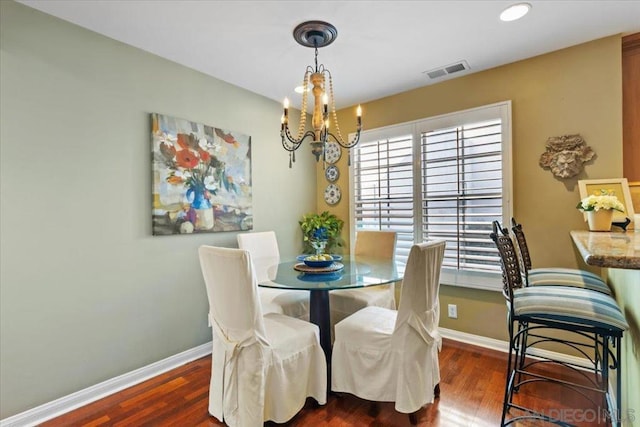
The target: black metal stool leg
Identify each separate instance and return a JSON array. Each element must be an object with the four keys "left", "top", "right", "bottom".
[
  {"left": 614, "top": 336, "right": 622, "bottom": 427},
  {"left": 501, "top": 320, "right": 517, "bottom": 426}
]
